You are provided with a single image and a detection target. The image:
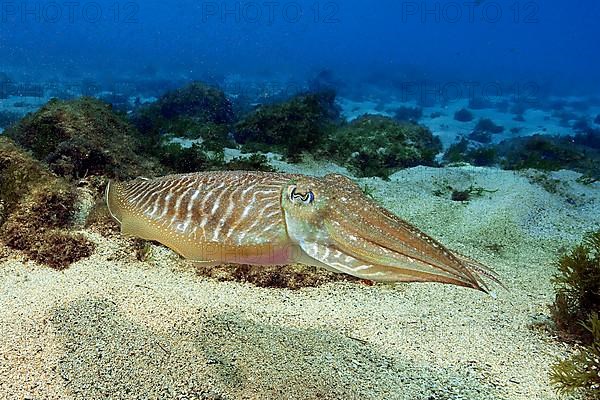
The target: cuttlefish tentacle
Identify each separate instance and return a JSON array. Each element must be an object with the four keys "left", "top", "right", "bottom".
[{"left": 106, "top": 171, "right": 501, "bottom": 292}]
